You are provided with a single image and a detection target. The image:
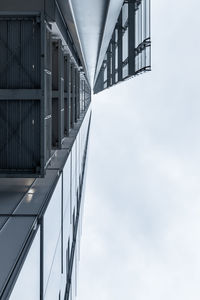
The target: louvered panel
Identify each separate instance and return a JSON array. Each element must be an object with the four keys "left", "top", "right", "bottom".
[
  {"left": 0, "top": 17, "right": 41, "bottom": 89},
  {"left": 0, "top": 100, "right": 41, "bottom": 174}
]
